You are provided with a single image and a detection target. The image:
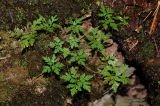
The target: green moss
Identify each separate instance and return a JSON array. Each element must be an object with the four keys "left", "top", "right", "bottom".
[
  {"left": 15, "top": 8, "right": 26, "bottom": 23},
  {"left": 138, "top": 41, "right": 155, "bottom": 61},
  {"left": 0, "top": 0, "right": 98, "bottom": 30},
  {"left": 0, "top": 73, "right": 4, "bottom": 81}
]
